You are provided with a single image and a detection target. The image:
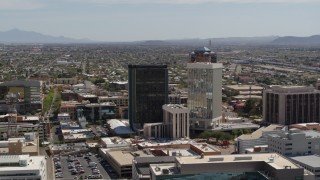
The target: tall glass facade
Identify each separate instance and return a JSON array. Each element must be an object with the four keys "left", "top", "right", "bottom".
[
  {"left": 187, "top": 63, "right": 222, "bottom": 129},
  {"left": 128, "top": 65, "right": 168, "bottom": 130}
]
